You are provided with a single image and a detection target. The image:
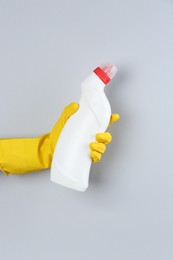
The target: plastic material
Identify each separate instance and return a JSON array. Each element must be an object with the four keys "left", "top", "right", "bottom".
[
  {"left": 50, "top": 63, "right": 117, "bottom": 191},
  {"left": 100, "top": 63, "right": 117, "bottom": 79}
]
